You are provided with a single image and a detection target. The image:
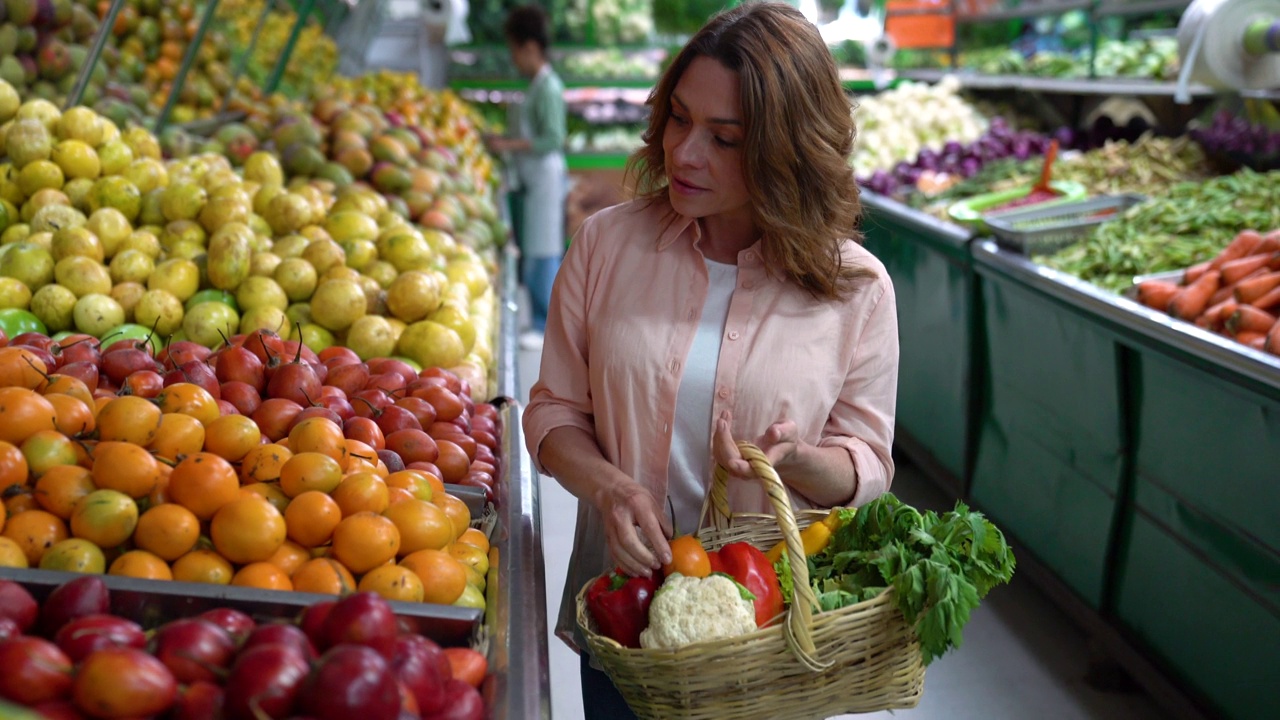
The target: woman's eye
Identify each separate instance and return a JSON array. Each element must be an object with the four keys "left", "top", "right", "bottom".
[
  {"left": 715, "top": 137, "right": 738, "bottom": 148},
  {"left": 670, "top": 113, "right": 688, "bottom": 126}
]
